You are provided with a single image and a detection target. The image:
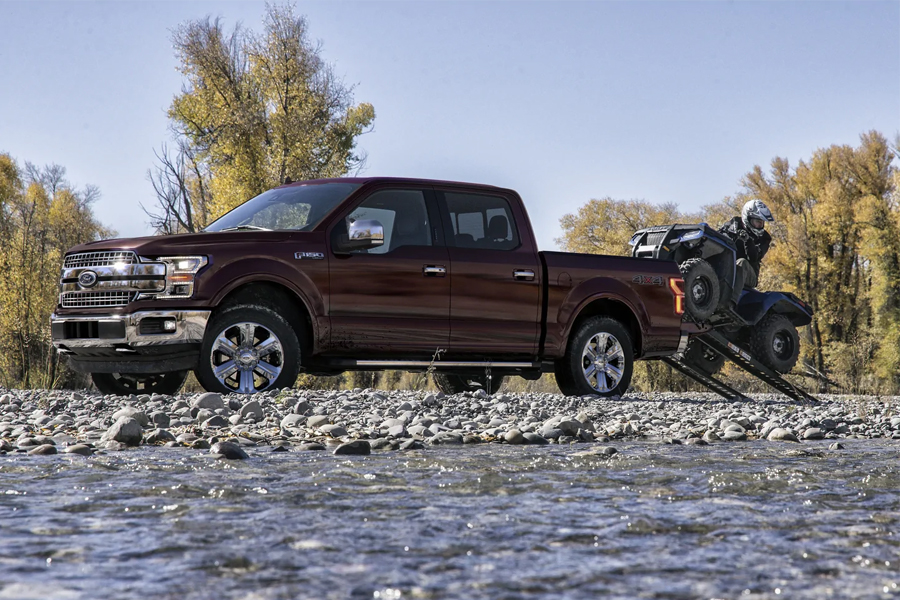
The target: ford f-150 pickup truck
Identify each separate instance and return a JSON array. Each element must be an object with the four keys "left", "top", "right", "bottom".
[{"left": 50, "top": 177, "right": 691, "bottom": 397}]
